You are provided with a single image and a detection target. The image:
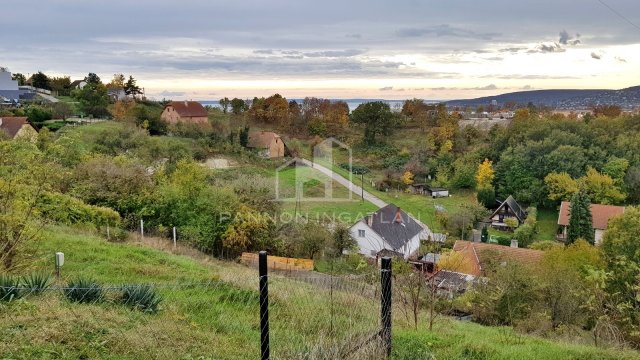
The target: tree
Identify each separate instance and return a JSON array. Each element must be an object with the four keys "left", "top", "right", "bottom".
[
  {"left": 31, "top": 71, "right": 50, "bottom": 90},
  {"left": 566, "top": 190, "right": 594, "bottom": 244},
  {"left": 111, "top": 100, "right": 136, "bottom": 121},
  {"left": 544, "top": 172, "right": 579, "bottom": 203},
  {"left": 350, "top": 101, "right": 394, "bottom": 144},
  {"left": 481, "top": 225, "right": 489, "bottom": 242},
  {"left": 602, "top": 157, "right": 629, "bottom": 187},
  {"left": 124, "top": 76, "right": 142, "bottom": 97},
  {"left": 49, "top": 76, "right": 71, "bottom": 96},
  {"left": 475, "top": 158, "right": 495, "bottom": 189},
  {"left": 400, "top": 171, "right": 414, "bottom": 185},
  {"left": 49, "top": 102, "right": 73, "bottom": 120},
  {"left": 11, "top": 73, "right": 26, "bottom": 86},
  {"left": 477, "top": 186, "right": 496, "bottom": 208},
  {"left": 107, "top": 74, "right": 125, "bottom": 89},
  {"left": 230, "top": 98, "right": 247, "bottom": 115},
  {"left": 580, "top": 167, "right": 625, "bottom": 205},
  {"left": 601, "top": 206, "right": 640, "bottom": 347},
  {"left": 84, "top": 73, "right": 102, "bottom": 85},
  {"left": 330, "top": 224, "right": 355, "bottom": 257},
  {"left": 219, "top": 97, "right": 230, "bottom": 113},
  {"left": 72, "top": 81, "right": 110, "bottom": 118},
  {"left": 239, "top": 126, "right": 250, "bottom": 147}
]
